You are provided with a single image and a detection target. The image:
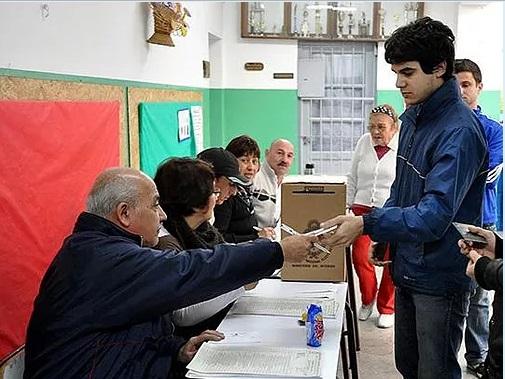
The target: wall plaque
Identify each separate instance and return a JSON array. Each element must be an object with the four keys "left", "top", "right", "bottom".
[
  {"left": 273, "top": 73, "right": 294, "bottom": 79},
  {"left": 244, "top": 62, "right": 264, "bottom": 71}
]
